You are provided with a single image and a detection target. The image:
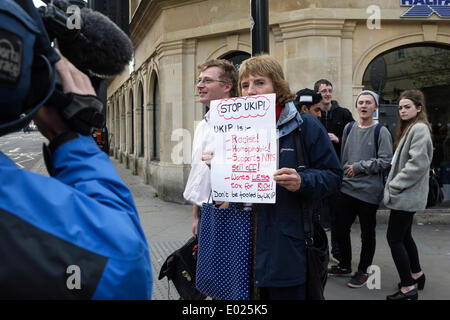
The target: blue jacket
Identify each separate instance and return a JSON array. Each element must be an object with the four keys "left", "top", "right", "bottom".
[
  {"left": 254, "top": 102, "right": 342, "bottom": 287},
  {"left": 0, "top": 134, "right": 152, "bottom": 299}
]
